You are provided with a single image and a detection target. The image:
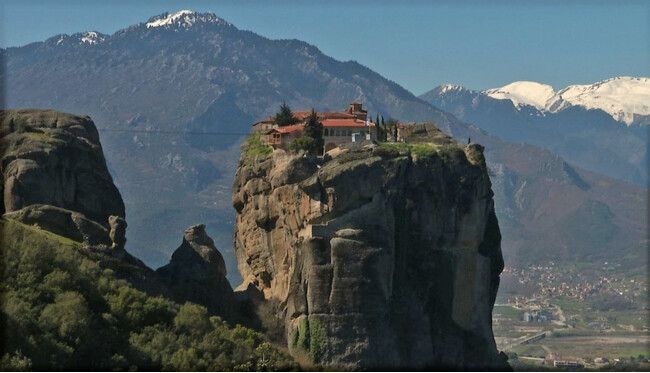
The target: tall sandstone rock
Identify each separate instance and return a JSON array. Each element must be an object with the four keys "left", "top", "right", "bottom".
[
  {"left": 157, "top": 224, "right": 236, "bottom": 321},
  {"left": 0, "top": 109, "right": 125, "bottom": 223},
  {"left": 232, "top": 134, "right": 508, "bottom": 369},
  {"left": 1, "top": 109, "right": 126, "bottom": 248}
]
